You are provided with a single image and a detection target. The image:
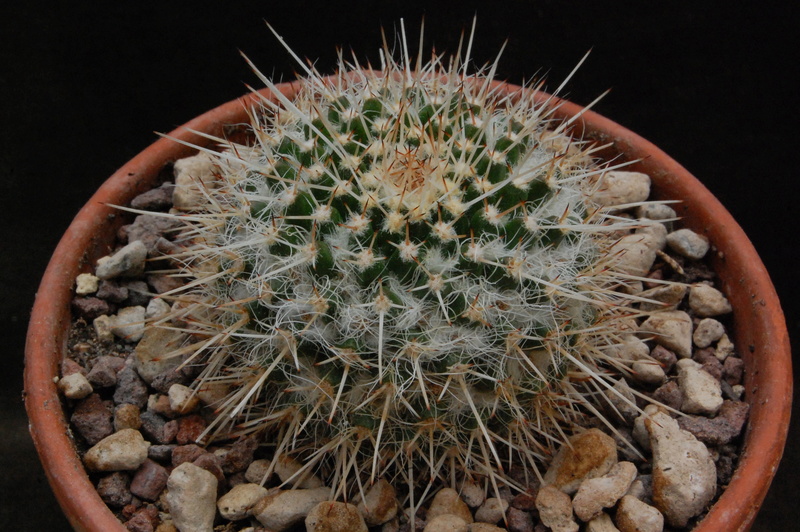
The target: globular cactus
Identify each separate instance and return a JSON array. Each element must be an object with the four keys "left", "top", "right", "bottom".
[{"left": 160, "top": 26, "right": 668, "bottom": 497}]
